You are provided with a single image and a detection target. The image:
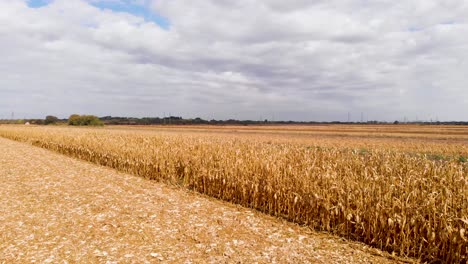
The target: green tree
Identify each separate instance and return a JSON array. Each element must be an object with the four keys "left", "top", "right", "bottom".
[
  {"left": 68, "top": 114, "right": 103, "bottom": 126},
  {"left": 68, "top": 114, "right": 81, "bottom": 126},
  {"left": 45, "top": 115, "right": 59, "bottom": 125}
]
